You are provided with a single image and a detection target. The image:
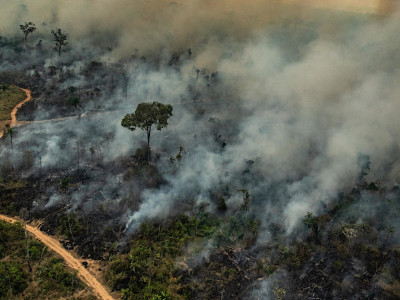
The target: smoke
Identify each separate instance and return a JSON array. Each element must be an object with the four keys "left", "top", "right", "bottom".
[
  {"left": 248, "top": 272, "right": 283, "bottom": 300},
  {"left": 1, "top": 0, "right": 394, "bottom": 61},
  {"left": 117, "top": 9, "right": 400, "bottom": 237},
  {"left": 1, "top": 3, "right": 400, "bottom": 299},
  {"left": 1, "top": 0, "right": 400, "bottom": 254}
]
